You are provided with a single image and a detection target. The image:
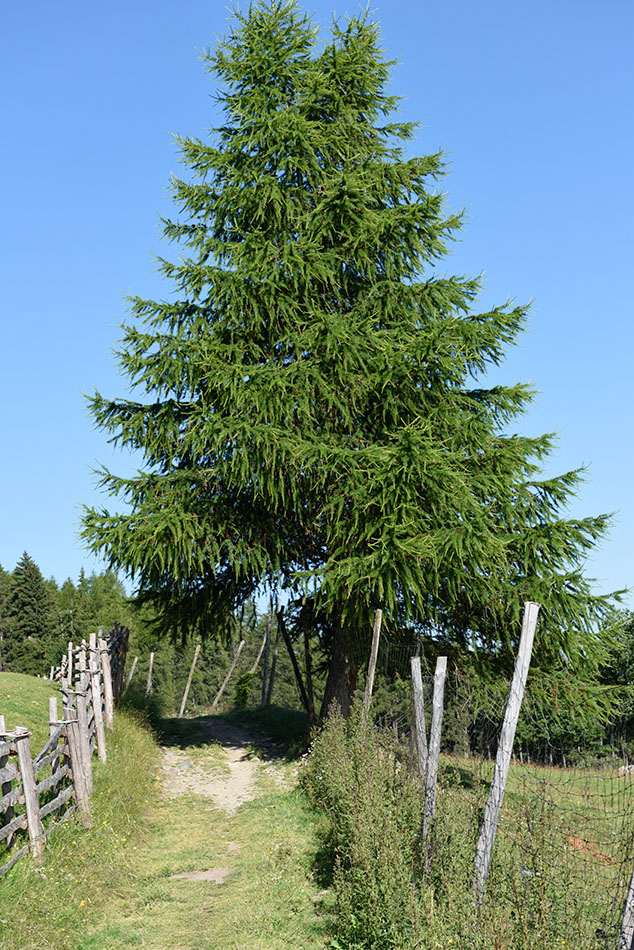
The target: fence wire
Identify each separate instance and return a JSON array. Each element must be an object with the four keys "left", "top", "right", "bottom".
[{"left": 361, "top": 634, "right": 634, "bottom": 948}]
